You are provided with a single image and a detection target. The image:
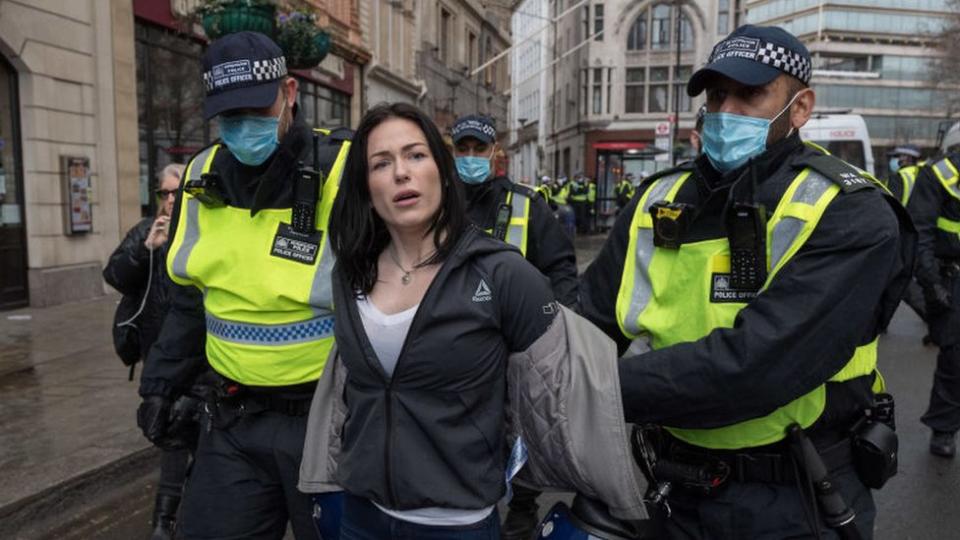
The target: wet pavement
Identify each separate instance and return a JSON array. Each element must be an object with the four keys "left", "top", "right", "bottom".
[
  {"left": 0, "top": 294, "right": 149, "bottom": 536},
  {"left": 2, "top": 233, "right": 957, "bottom": 538}
]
